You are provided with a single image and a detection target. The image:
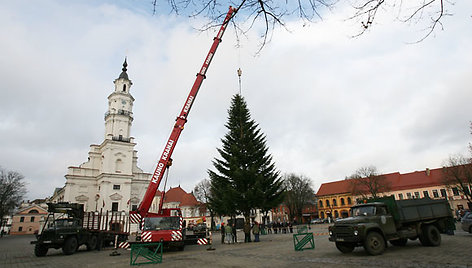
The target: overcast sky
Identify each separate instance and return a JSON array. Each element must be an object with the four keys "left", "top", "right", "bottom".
[{"left": 1, "top": 1, "right": 471, "bottom": 201}]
